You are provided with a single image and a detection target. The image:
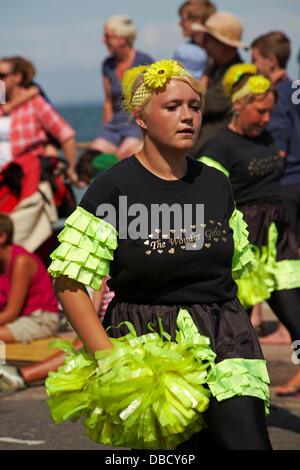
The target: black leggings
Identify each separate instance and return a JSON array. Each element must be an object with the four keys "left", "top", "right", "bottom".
[
  {"left": 175, "top": 395, "right": 272, "bottom": 451},
  {"left": 267, "top": 288, "right": 300, "bottom": 343}
]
